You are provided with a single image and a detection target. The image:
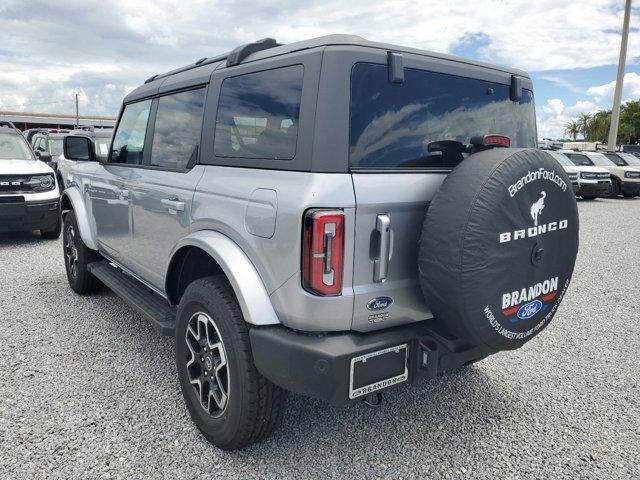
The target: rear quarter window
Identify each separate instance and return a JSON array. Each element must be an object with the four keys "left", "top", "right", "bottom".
[{"left": 214, "top": 65, "right": 303, "bottom": 160}]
